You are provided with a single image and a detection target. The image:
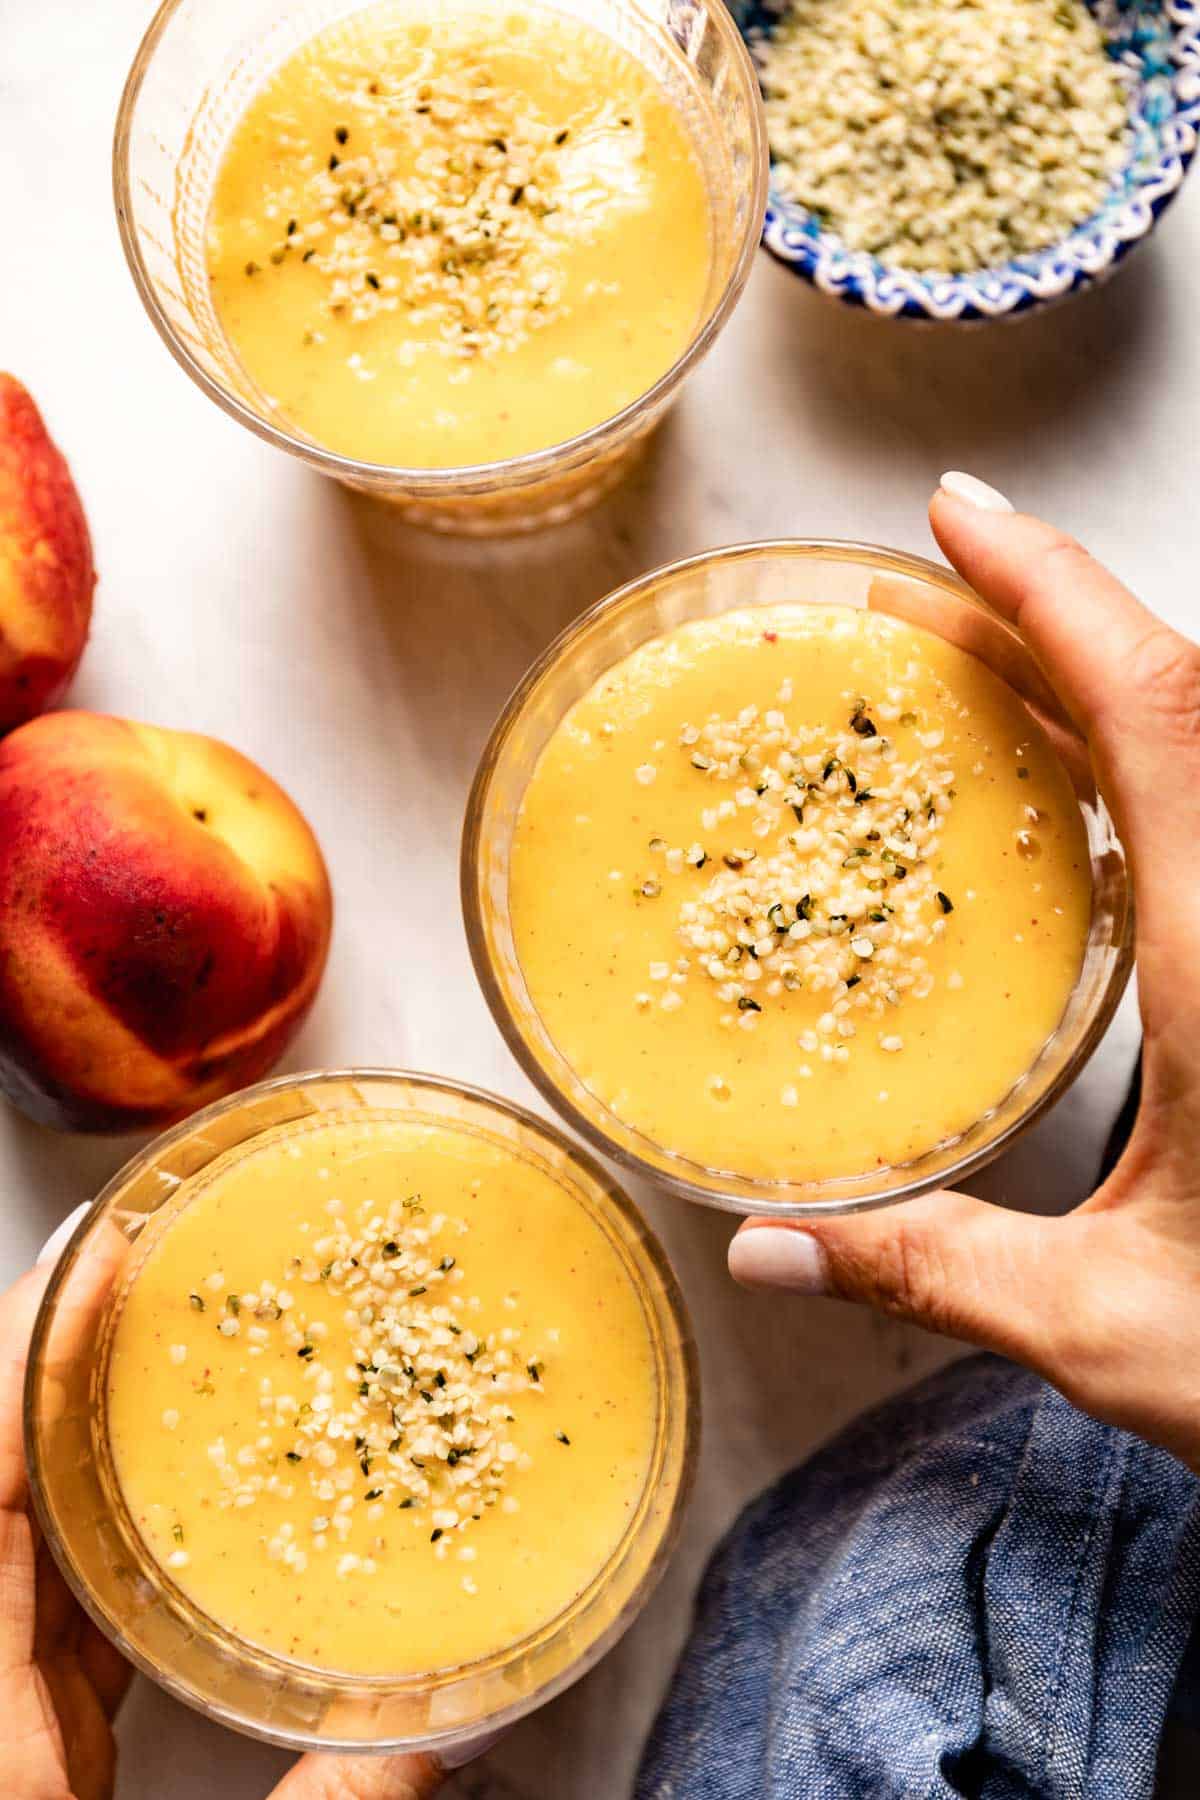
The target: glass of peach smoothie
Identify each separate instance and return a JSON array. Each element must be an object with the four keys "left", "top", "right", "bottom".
[
  {"left": 114, "top": 0, "right": 766, "bottom": 533},
  {"left": 463, "top": 541, "right": 1134, "bottom": 1216},
  {"left": 24, "top": 1070, "right": 697, "bottom": 1754}
]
